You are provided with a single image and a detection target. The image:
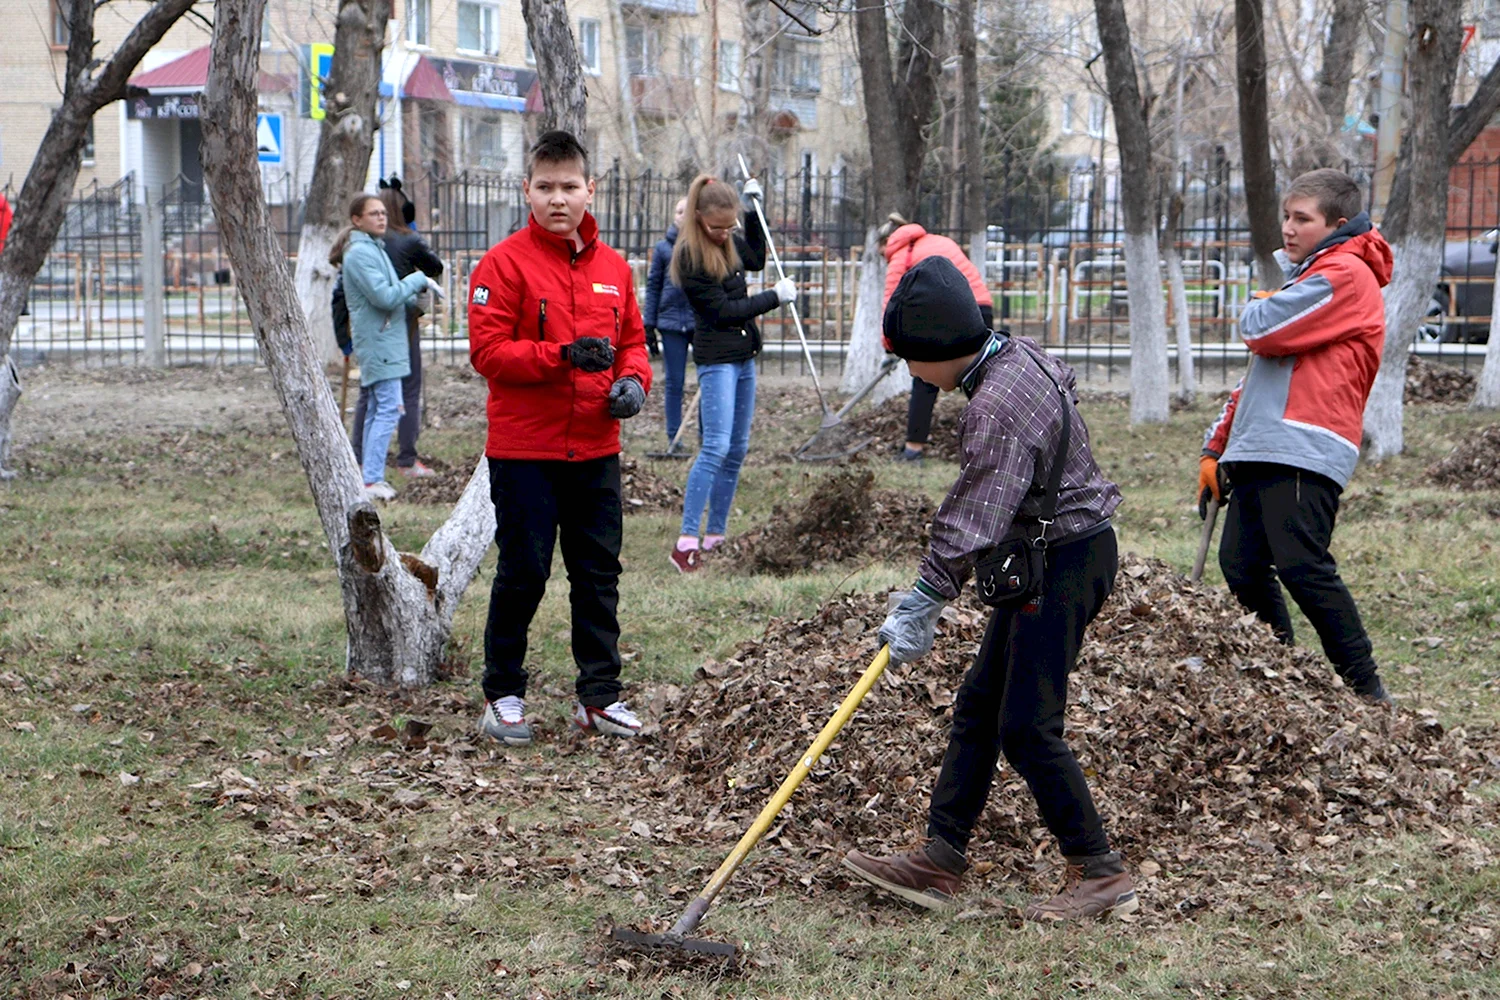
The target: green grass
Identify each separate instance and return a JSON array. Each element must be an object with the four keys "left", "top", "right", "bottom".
[{"left": 2, "top": 375, "right": 1498, "bottom": 998}]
